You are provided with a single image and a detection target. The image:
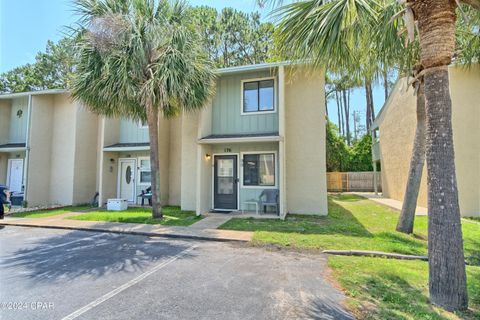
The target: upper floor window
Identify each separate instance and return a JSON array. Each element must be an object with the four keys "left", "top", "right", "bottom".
[{"left": 242, "top": 78, "right": 275, "bottom": 114}]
